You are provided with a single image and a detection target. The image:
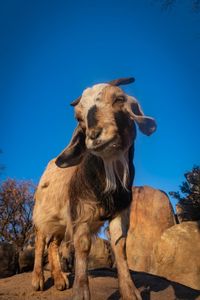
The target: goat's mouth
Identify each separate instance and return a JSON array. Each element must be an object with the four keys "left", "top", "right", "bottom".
[{"left": 87, "top": 136, "right": 122, "bottom": 157}]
